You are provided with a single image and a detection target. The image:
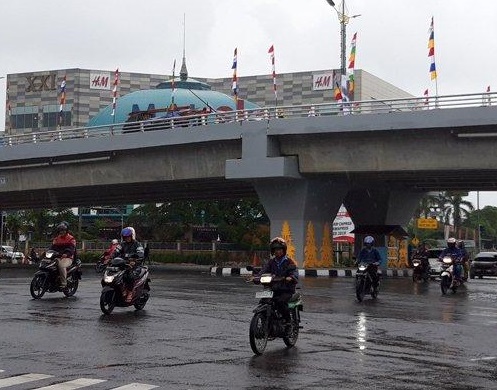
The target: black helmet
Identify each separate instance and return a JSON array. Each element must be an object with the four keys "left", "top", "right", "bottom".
[
  {"left": 270, "top": 237, "right": 287, "bottom": 255},
  {"left": 56, "top": 222, "right": 68, "bottom": 233}
]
